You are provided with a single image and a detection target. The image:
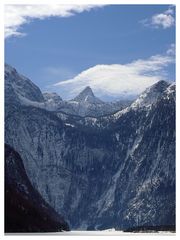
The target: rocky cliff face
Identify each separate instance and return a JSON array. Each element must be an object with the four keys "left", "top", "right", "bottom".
[
  {"left": 5, "top": 144, "right": 69, "bottom": 232},
  {"left": 5, "top": 64, "right": 175, "bottom": 230},
  {"left": 5, "top": 64, "right": 44, "bottom": 103}
]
